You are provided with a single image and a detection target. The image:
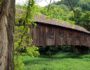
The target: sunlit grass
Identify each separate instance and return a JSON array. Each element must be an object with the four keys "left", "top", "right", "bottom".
[{"left": 22, "top": 52, "right": 90, "bottom": 70}]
